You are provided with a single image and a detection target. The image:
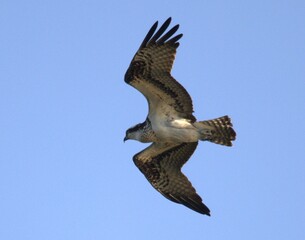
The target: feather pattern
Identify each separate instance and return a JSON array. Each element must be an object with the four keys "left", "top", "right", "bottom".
[
  {"left": 125, "top": 17, "right": 195, "bottom": 122},
  {"left": 133, "top": 142, "right": 210, "bottom": 215},
  {"left": 124, "top": 18, "right": 236, "bottom": 216}
]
